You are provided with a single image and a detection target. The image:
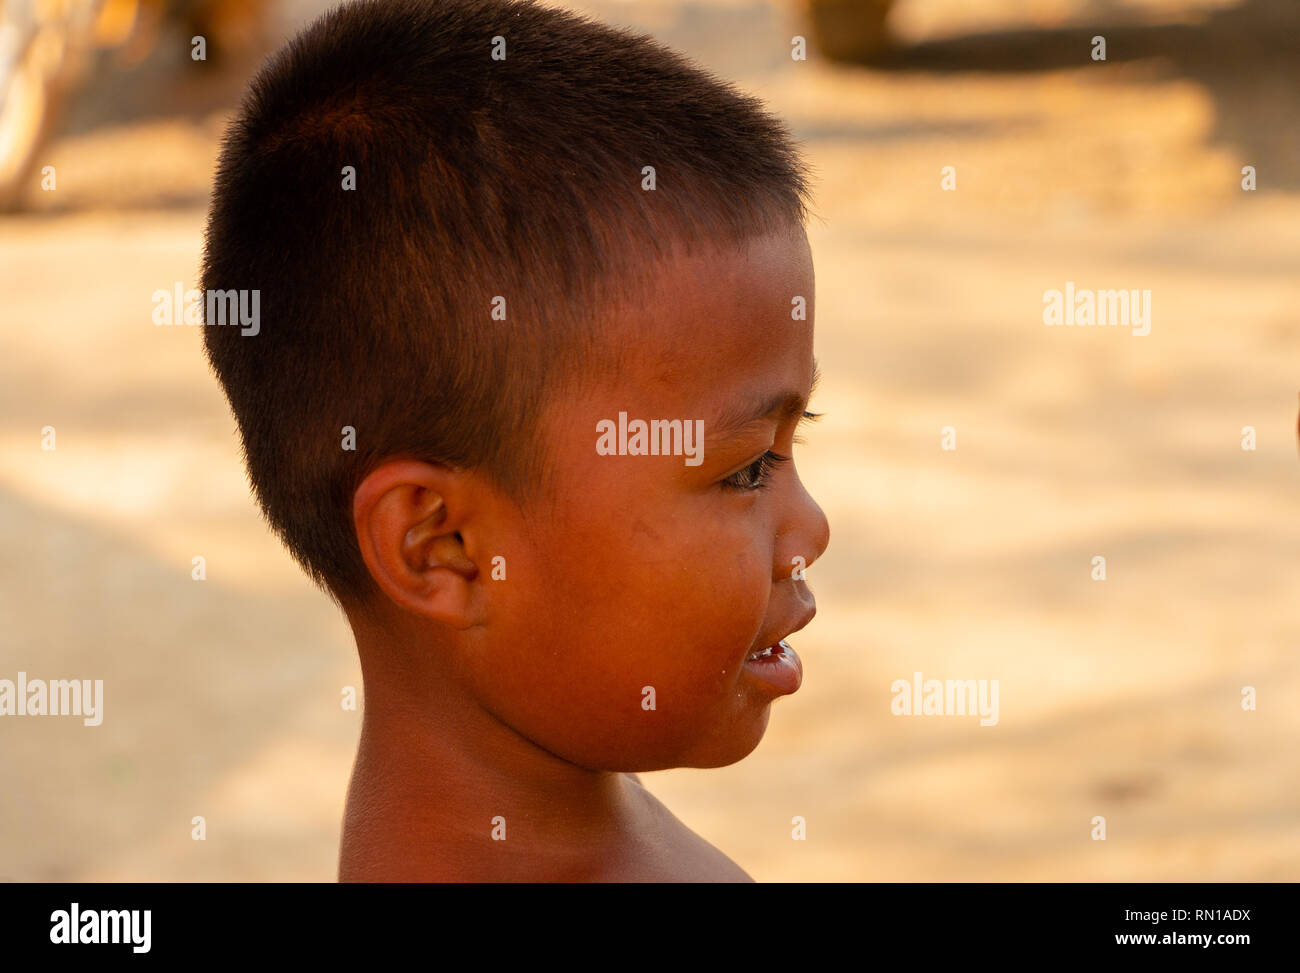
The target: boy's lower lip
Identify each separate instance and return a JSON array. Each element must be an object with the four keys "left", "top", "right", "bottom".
[{"left": 742, "top": 639, "right": 803, "bottom": 696}]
